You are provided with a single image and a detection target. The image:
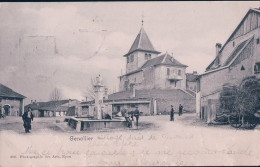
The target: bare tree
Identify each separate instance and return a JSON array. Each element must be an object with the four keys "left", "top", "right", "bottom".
[
  {"left": 50, "top": 87, "right": 62, "bottom": 101},
  {"left": 84, "top": 77, "right": 96, "bottom": 101}
]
